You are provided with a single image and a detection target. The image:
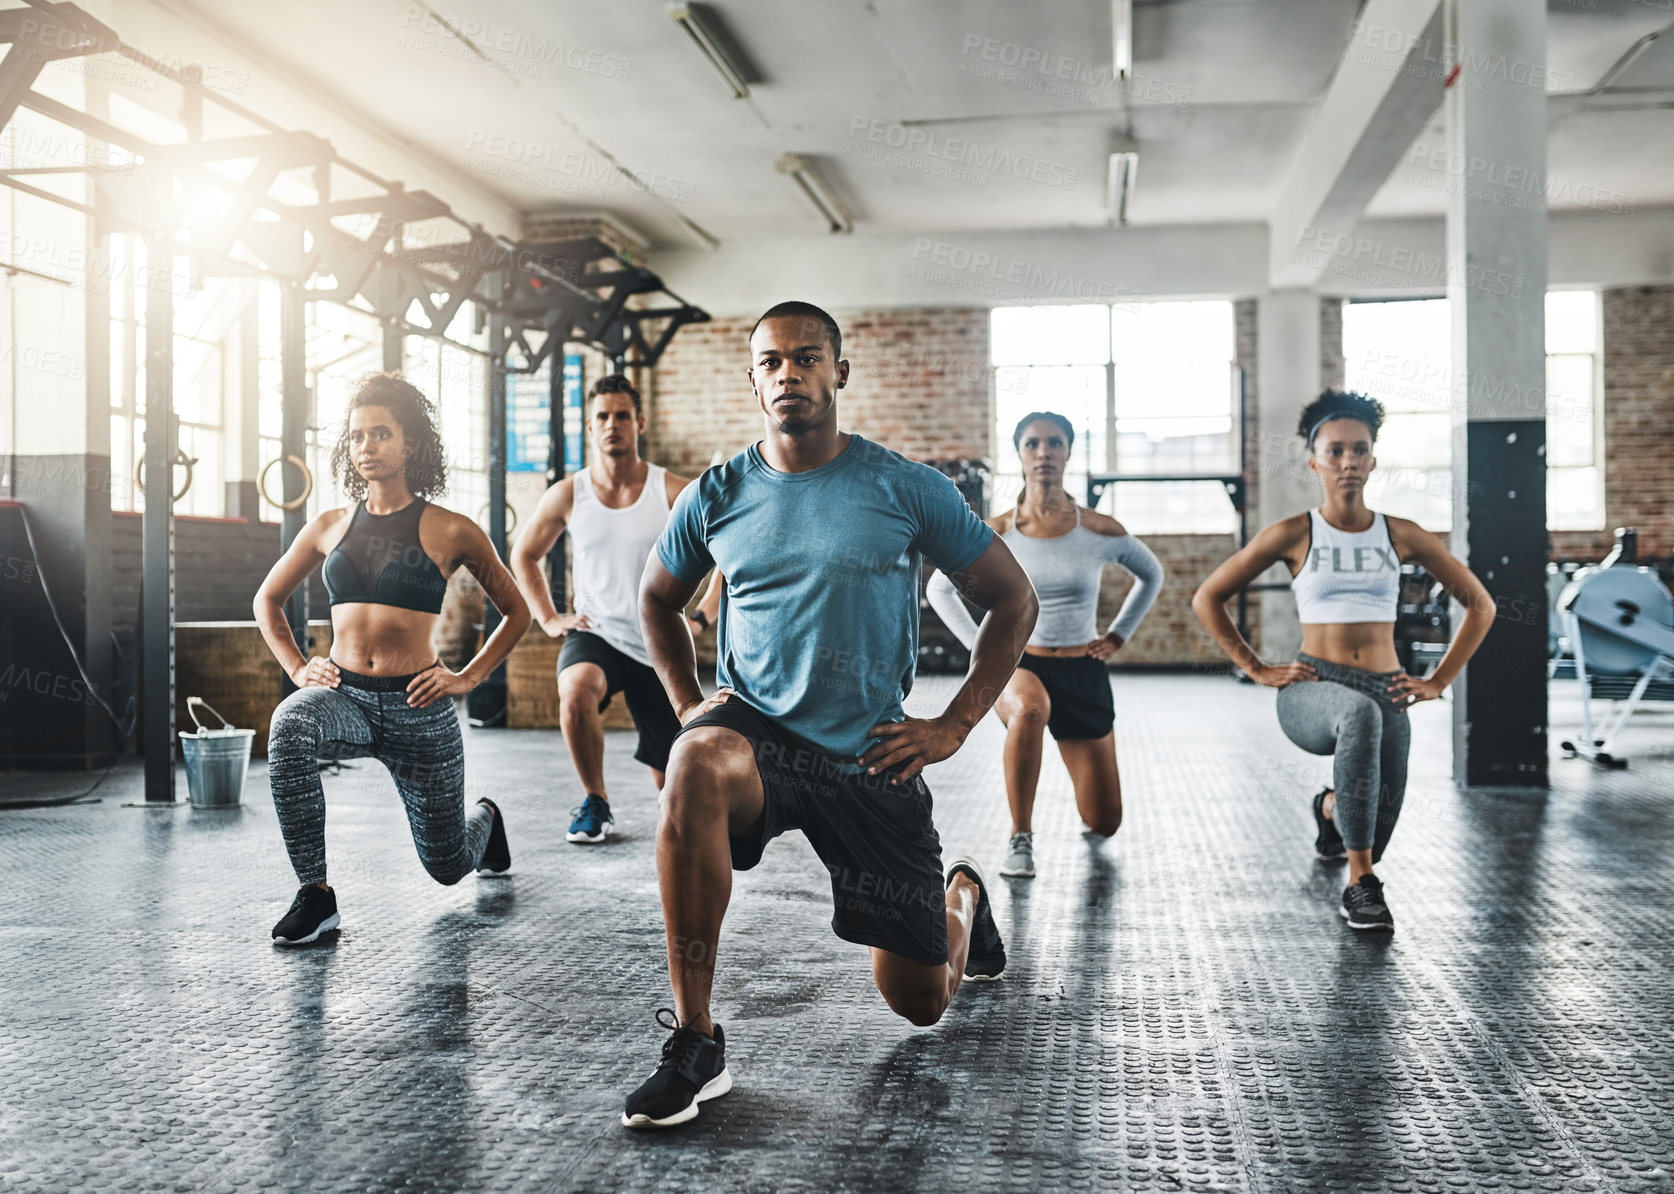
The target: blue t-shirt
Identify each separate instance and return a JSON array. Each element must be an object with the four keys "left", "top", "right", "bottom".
[{"left": 657, "top": 433, "right": 993, "bottom": 761}]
